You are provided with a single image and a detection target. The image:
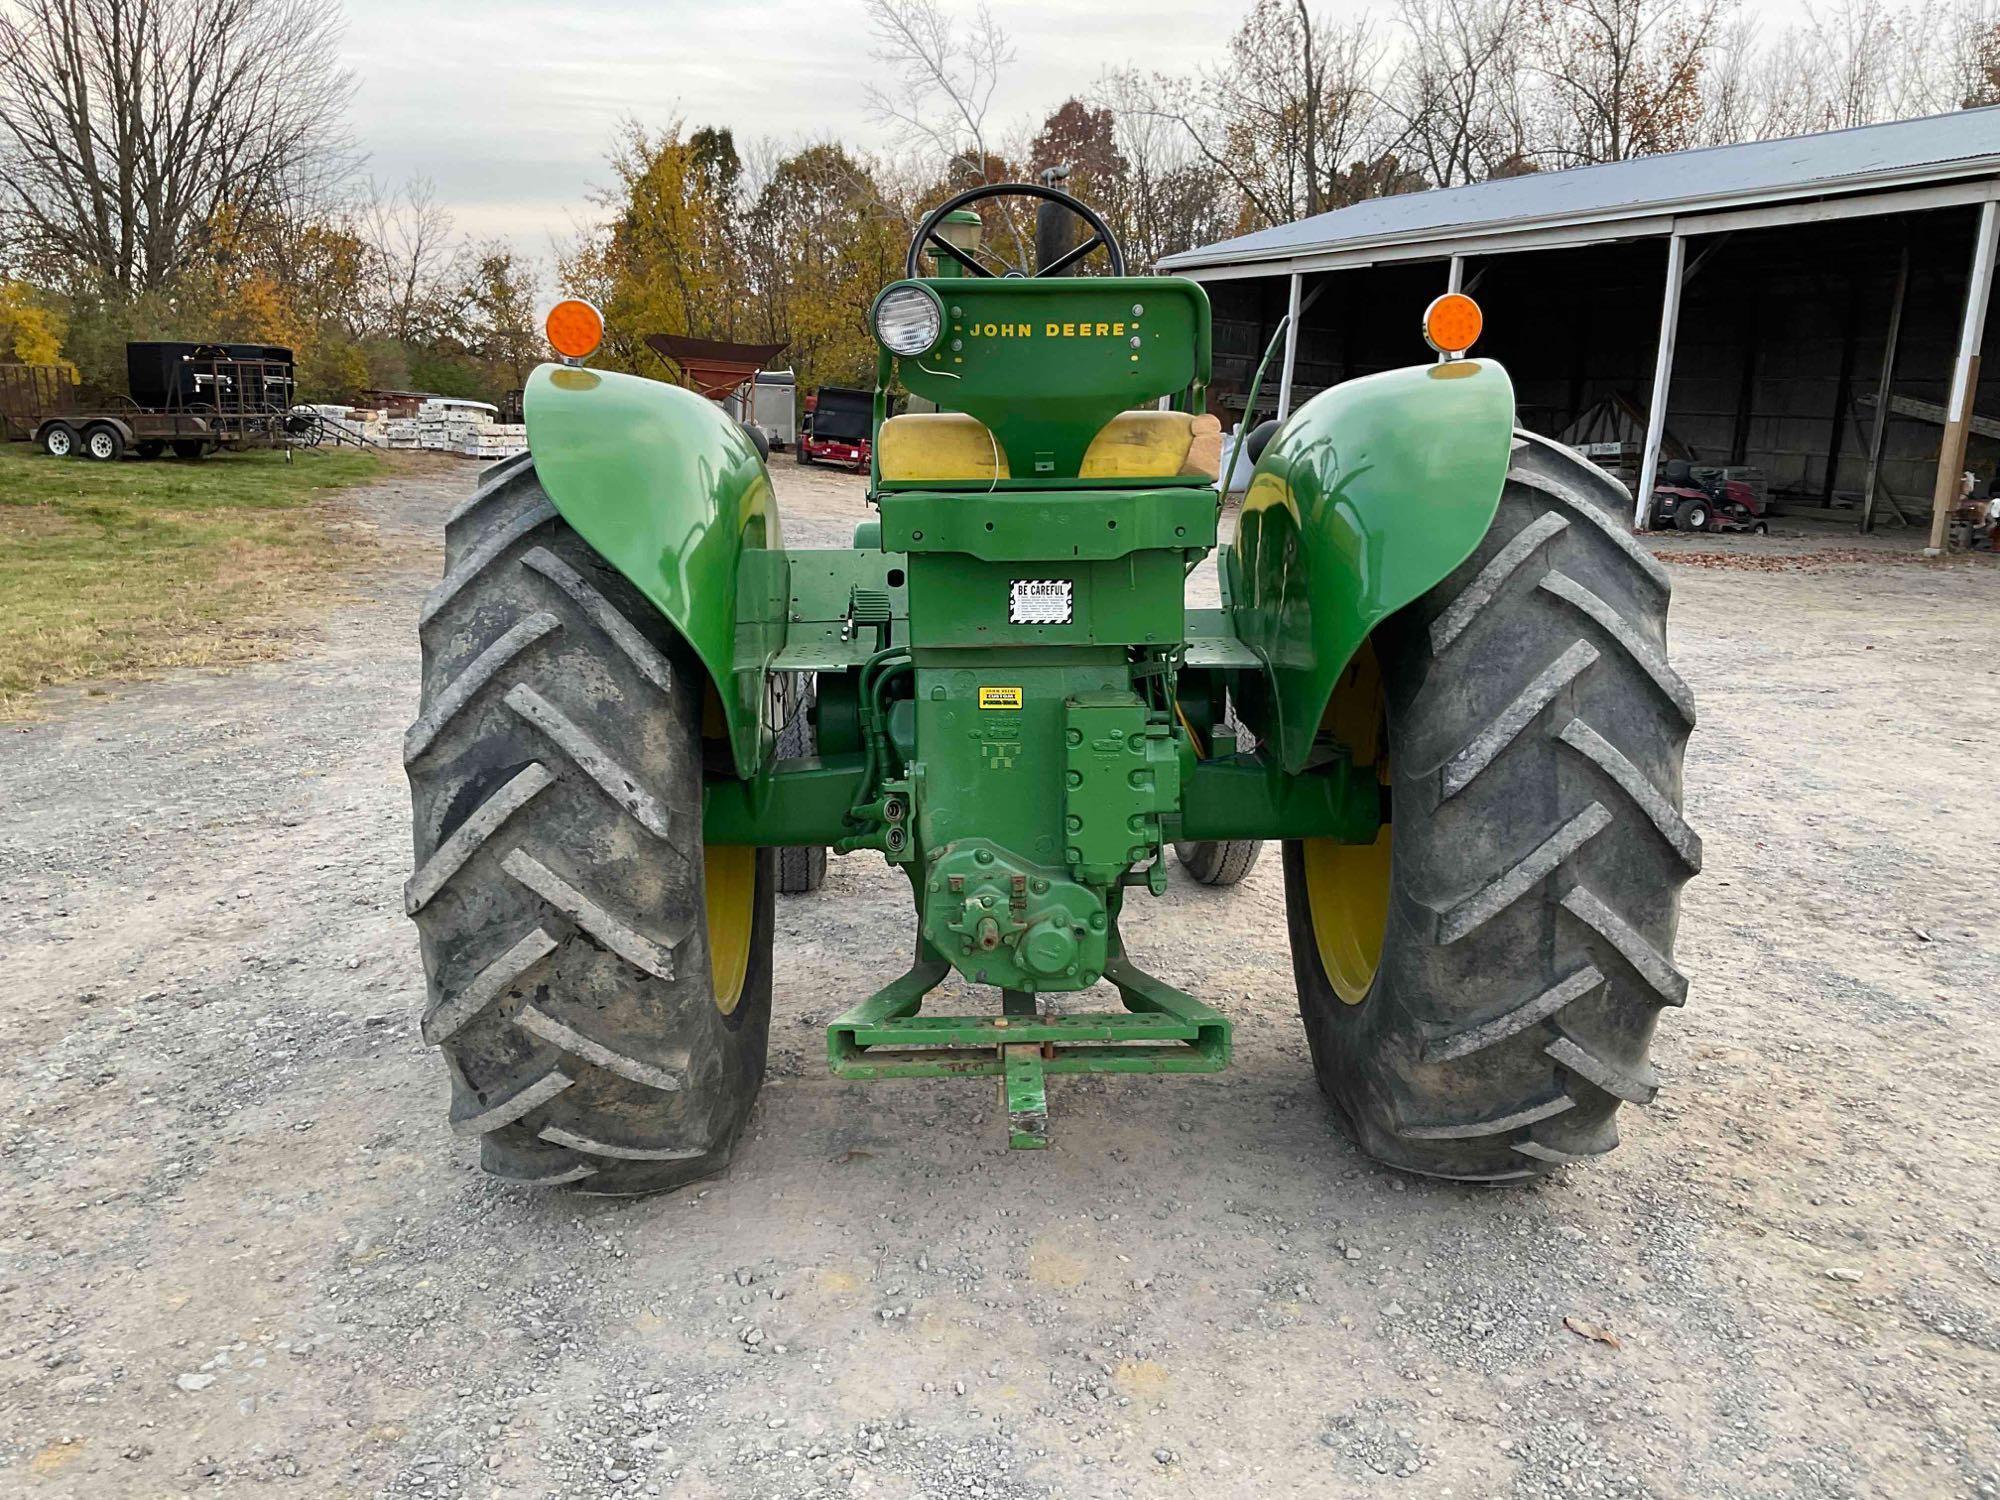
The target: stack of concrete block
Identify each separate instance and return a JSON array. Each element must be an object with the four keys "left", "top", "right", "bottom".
[
  {"left": 451, "top": 423, "right": 527, "bottom": 459},
  {"left": 309, "top": 404, "right": 389, "bottom": 446},
  {"left": 302, "top": 400, "right": 523, "bottom": 458}
]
